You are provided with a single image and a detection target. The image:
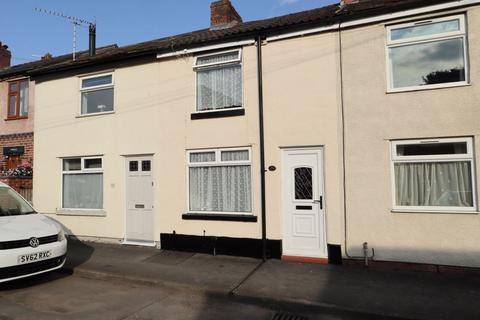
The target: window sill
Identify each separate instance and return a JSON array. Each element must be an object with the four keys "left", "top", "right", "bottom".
[
  {"left": 5, "top": 116, "right": 28, "bottom": 121},
  {"left": 182, "top": 213, "right": 257, "bottom": 222},
  {"left": 391, "top": 209, "right": 479, "bottom": 215},
  {"left": 56, "top": 209, "right": 106, "bottom": 217},
  {"left": 386, "top": 82, "right": 470, "bottom": 94},
  {"left": 76, "top": 111, "right": 115, "bottom": 118},
  {"left": 191, "top": 108, "right": 245, "bottom": 120}
]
